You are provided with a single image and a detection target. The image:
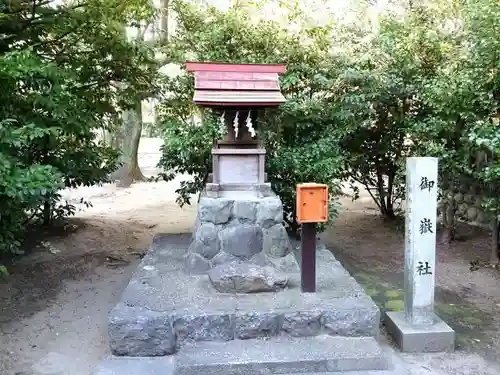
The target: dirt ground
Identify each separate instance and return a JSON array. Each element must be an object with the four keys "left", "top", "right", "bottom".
[
  {"left": 1, "top": 138, "right": 500, "bottom": 375},
  {"left": 323, "top": 194, "right": 500, "bottom": 362}
]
